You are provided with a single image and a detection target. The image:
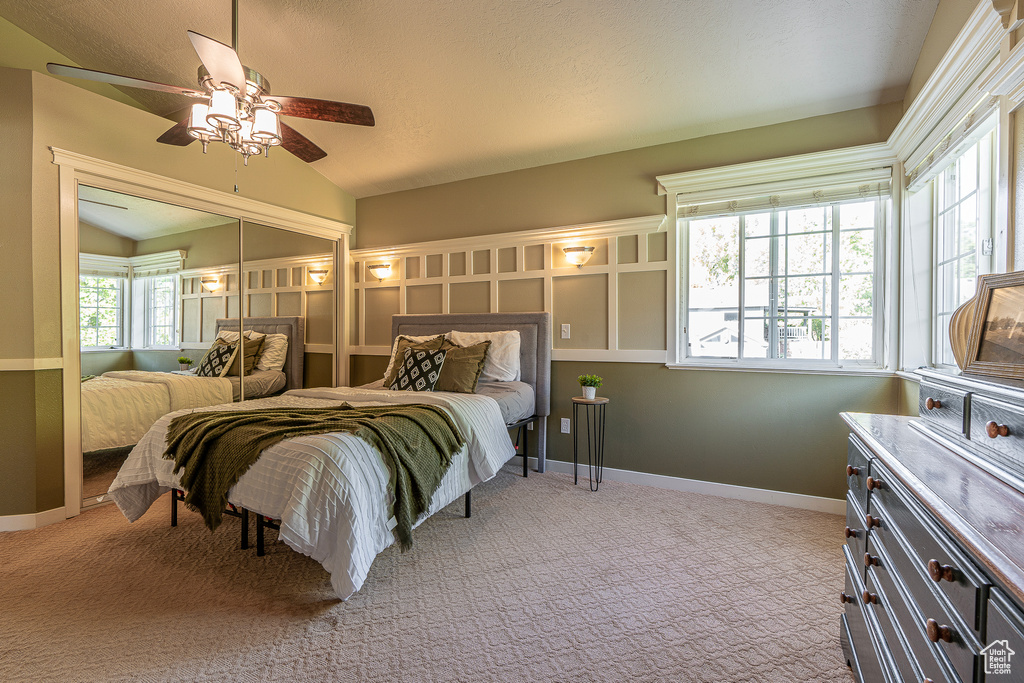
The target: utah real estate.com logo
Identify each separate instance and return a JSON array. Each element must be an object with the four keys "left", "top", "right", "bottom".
[{"left": 982, "top": 639, "right": 1015, "bottom": 676}]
